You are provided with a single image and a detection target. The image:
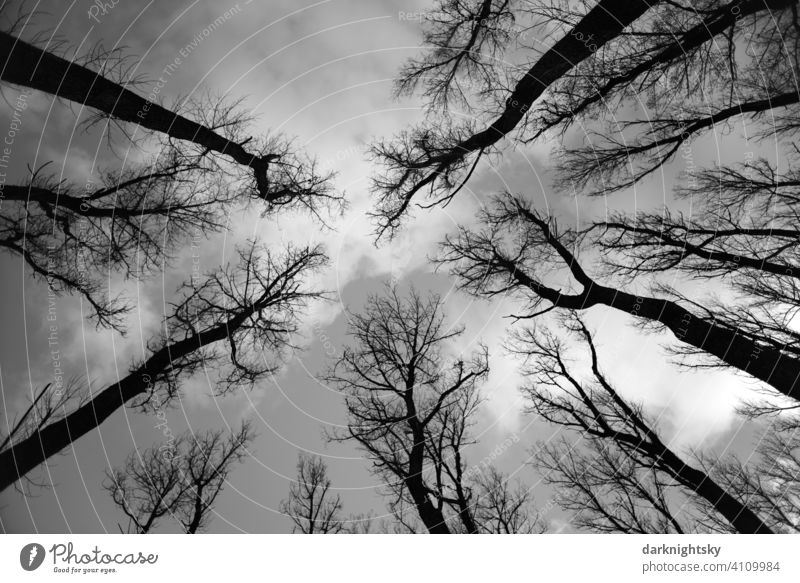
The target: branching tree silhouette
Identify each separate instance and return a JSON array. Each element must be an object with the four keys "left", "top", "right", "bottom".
[
  {"left": 280, "top": 454, "right": 346, "bottom": 534},
  {"left": 437, "top": 193, "right": 800, "bottom": 400},
  {"left": 0, "top": 18, "right": 338, "bottom": 331},
  {"left": 471, "top": 466, "right": 546, "bottom": 533},
  {"left": 0, "top": 31, "right": 338, "bottom": 205},
  {"left": 583, "top": 160, "right": 800, "bottom": 412},
  {"left": 327, "top": 286, "right": 487, "bottom": 533},
  {"left": 700, "top": 421, "right": 800, "bottom": 533},
  {"left": 280, "top": 454, "right": 378, "bottom": 534},
  {"left": 515, "top": 315, "right": 775, "bottom": 533},
  {"left": 0, "top": 56, "right": 337, "bottom": 330},
  {"left": 326, "top": 286, "right": 542, "bottom": 533},
  {"left": 394, "top": 0, "right": 516, "bottom": 113},
  {"left": 0, "top": 380, "right": 87, "bottom": 492},
  {"left": 0, "top": 145, "right": 231, "bottom": 331},
  {"left": 370, "top": 0, "right": 796, "bottom": 234},
  {"left": 421, "top": 373, "right": 546, "bottom": 533},
  {"left": 105, "top": 423, "right": 253, "bottom": 533},
  {"left": 0, "top": 242, "right": 327, "bottom": 491},
  {"left": 539, "top": 437, "right": 694, "bottom": 533},
  {"left": 550, "top": 0, "right": 800, "bottom": 194}
]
